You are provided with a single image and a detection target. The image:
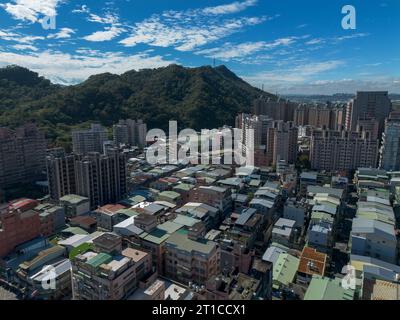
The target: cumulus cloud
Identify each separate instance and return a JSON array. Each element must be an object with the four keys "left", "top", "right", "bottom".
[
  {"left": 1, "top": 0, "right": 62, "bottom": 22},
  {"left": 196, "top": 37, "right": 301, "bottom": 61},
  {"left": 47, "top": 27, "right": 75, "bottom": 39},
  {"left": 120, "top": 1, "right": 269, "bottom": 51}
]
